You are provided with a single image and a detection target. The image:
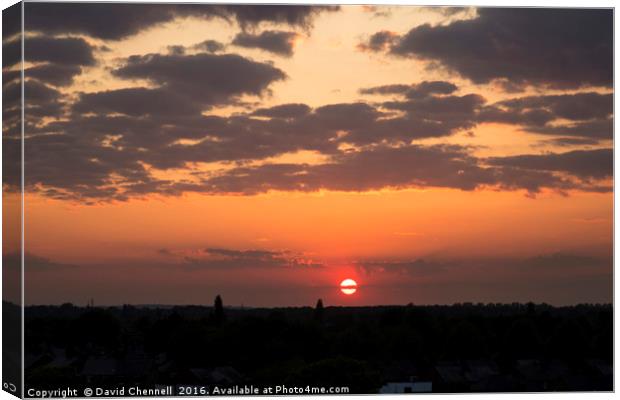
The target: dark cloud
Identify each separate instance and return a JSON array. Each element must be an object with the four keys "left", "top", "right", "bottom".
[
  {"left": 360, "top": 80, "right": 458, "bottom": 99},
  {"left": 232, "top": 30, "right": 298, "bottom": 56},
  {"left": 357, "top": 30, "right": 399, "bottom": 52},
  {"left": 361, "top": 6, "right": 393, "bottom": 18},
  {"left": 487, "top": 148, "right": 613, "bottom": 180},
  {"left": 20, "top": 103, "right": 336, "bottom": 200},
  {"left": 191, "top": 145, "right": 606, "bottom": 196},
  {"left": 24, "top": 3, "right": 338, "bottom": 40},
  {"left": 213, "top": 5, "right": 339, "bottom": 30},
  {"left": 313, "top": 102, "right": 384, "bottom": 129},
  {"left": 421, "top": 6, "right": 473, "bottom": 16},
  {"left": 2, "top": 70, "right": 22, "bottom": 87},
  {"left": 23, "top": 36, "right": 95, "bottom": 66},
  {"left": 31, "top": 114, "right": 272, "bottom": 175},
  {"left": 16, "top": 136, "right": 612, "bottom": 201},
  {"left": 3, "top": 2, "right": 21, "bottom": 40},
  {"left": 493, "top": 93, "right": 612, "bottom": 122},
  {"left": 479, "top": 92, "right": 613, "bottom": 140},
  {"left": 205, "top": 248, "right": 281, "bottom": 258},
  {"left": 16, "top": 70, "right": 613, "bottom": 202},
  {"left": 4, "top": 36, "right": 95, "bottom": 69},
  {"left": 540, "top": 137, "right": 603, "bottom": 147},
  {"left": 3, "top": 36, "right": 92, "bottom": 93},
  {"left": 525, "top": 119, "right": 613, "bottom": 140},
  {"left": 73, "top": 87, "right": 201, "bottom": 117},
  {"left": 280, "top": 97, "right": 481, "bottom": 146},
  {"left": 111, "top": 52, "right": 286, "bottom": 108},
  {"left": 2, "top": 44, "right": 23, "bottom": 190},
  {"left": 20, "top": 125, "right": 156, "bottom": 204},
  {"left": 358, "top": 93, "right": 485, "bottom": 144},
  {"left": 166, "top": 45, "right": 187, "bottom": 56},
  {"left": 383, "top": 93, "right": 484, "bottom": 116},
  {"left": 359, "top": 83, "right": 411, "bottom": 96},
  {"left": 2, "top": 38, "right": 21, "bottom": 69},
  {"left": 4, "top": 36, "right": 95, "bottom": 86},
  {"left": 76, "top": 93, "right": 481, "bottom": 166},
  {"left": 177, "top": 247, "right": 324, "bottom": 270},
  {"left": 26, "top": 64, "right": 82, "bottom": 87},
  {"left": 25, "top": 3, "right": 180, "bottom": 40},
  {"left": 72, "top": 52, "right": 286, "bottom": 118},
  {"left": 23, "top": 80, "right": 61, "bottom": 104},
  {"left": 2, "top": 136, "right": 21, "bottom": 190},
  {"left": 3, "top": 80, "right": 66, "bottom": 125},
  {"left": 170, "top": 40, "right": 226, "bottom": 55},
  {"left": 252, "top": 103, "right": 311, "bottom": 119},
  {"left": 193, "top": 39, "right": 226, "bottom": 53},
  {"left": 59, "top": 92, "right": 483, "bottom": 177},
  {"left": 370, "top": 8, "right": 612, "bottom": 89},
  {"left": 2, "top": 80, "right": 22, "bottom": 111}
]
